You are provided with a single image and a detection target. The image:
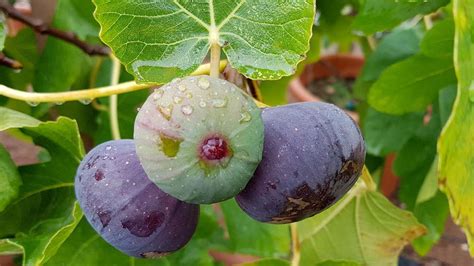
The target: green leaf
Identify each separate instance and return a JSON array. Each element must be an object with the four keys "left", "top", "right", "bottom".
[
  {"left": 0, "top": 29, "right": 39, "bottom": 91},
  {"left": 438, "top": 85, "right": 457, "bottom": 126},
  {"left": 0, "top": 14, "right": 6, "bottom": 51},
  {"left": 438, "top": 0, "right": 474, "bottom": 255},
  {"left": 0, "top": 144, "right": 21, "bottom": 212},
  {"left": 0, "top": 114, "right": 85, "bottom": 265},
  {"left": 363, "top": 108, "right": 424, "bottom": 156},
  {"left": 421, "top": 18, "right": 455, "bottom": 58},
  {"left": 297, "top": 179, "right": 426, "bottom": 266},
  {"left": 260, "top": 32, "right": 321, "bottom": 106},
  {"left": 0, "top": 107, "right": 41, "bottom": 130},
  {"left": 220, "top": 200, "right": 290, "bottom": 258},
  {"left": 93, "top": 0, "right": 315, "bottom": 83},
  {"left": 393, "top": 106, "right": 448, "bottom": 255},
  {"left": 240, "top": 259, "right": 290, "bottom": 266},
  {"left": 412, "top": 192, "right": 449, "bottom": 256},
  {"left": 354, "top": 29, "right": 422, "bottom": 100},
  {"left": 353, "top": 0, "right": 450, "bottom": 34},
  {"left": 33, "top": 0, "right": 99, "bottom": 92},
  {"left": 368, "top": 55, "right": 456, "bottom": 115}
]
